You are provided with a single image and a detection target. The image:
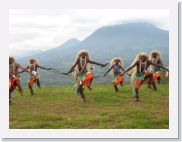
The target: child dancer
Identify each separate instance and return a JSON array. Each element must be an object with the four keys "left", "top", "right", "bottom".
[
  {"left": 149, "top": 50, "right": 163, "bottom": 84},
  {"left": 103, "top": 58, "right": 125, "bottom": 92},
  {"left": 63, "top": 50, "right": 108, "bottom": 102}
]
